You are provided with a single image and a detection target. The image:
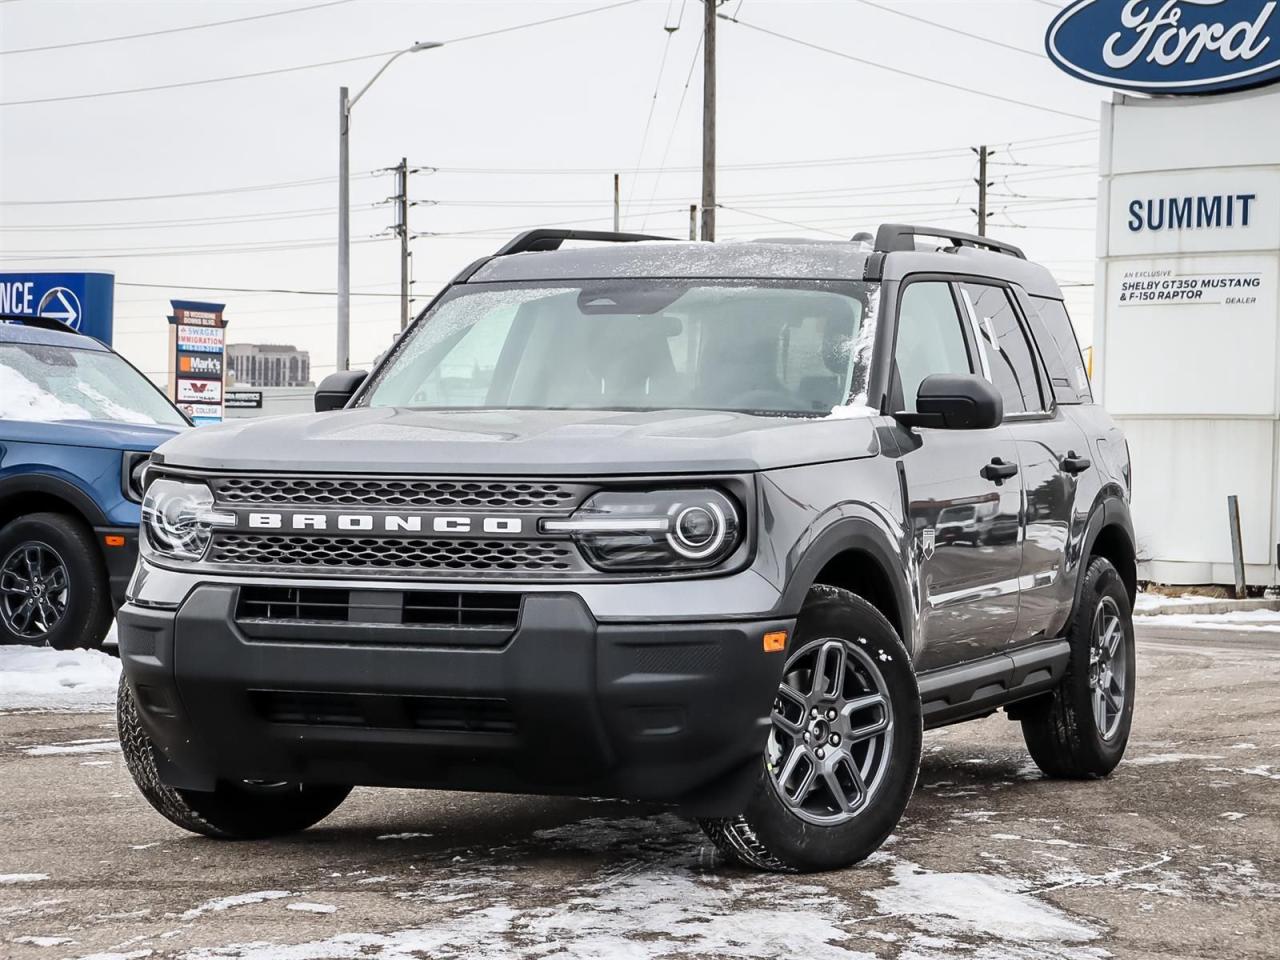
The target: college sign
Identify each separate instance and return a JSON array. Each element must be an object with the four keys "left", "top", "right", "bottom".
[
  {"left": 167, "top": 300, "right": 228, "bottom": 426},
  {"left": 1047, "top": 1, "right": 1280, "bottom": 95},
  {"left": 0, "top": 272, "right": 115, "bottom": 343}
]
